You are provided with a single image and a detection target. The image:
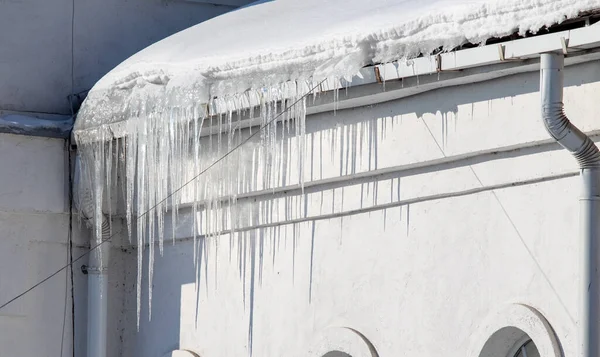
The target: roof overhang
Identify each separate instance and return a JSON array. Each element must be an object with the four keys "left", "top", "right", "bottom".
[
  {"left": 72, "top": 6, "right": 600, "bottom": 145},
  {"left": 151, "top": 22, "right": 600, "bottom": 139}
]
